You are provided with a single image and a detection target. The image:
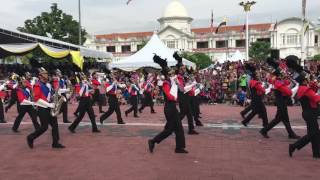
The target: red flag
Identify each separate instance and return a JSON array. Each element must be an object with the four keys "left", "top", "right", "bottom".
[{"left": 126, "top": 0, "right": 133, "bottom": 5}]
